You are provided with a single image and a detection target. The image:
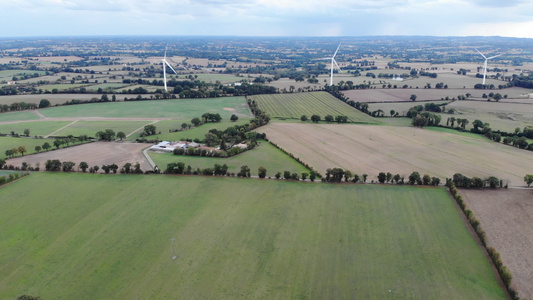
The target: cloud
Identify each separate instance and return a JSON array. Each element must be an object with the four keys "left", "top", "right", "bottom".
[{"left": 461, "top": 20, "right": 533, "bottom": 38}]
